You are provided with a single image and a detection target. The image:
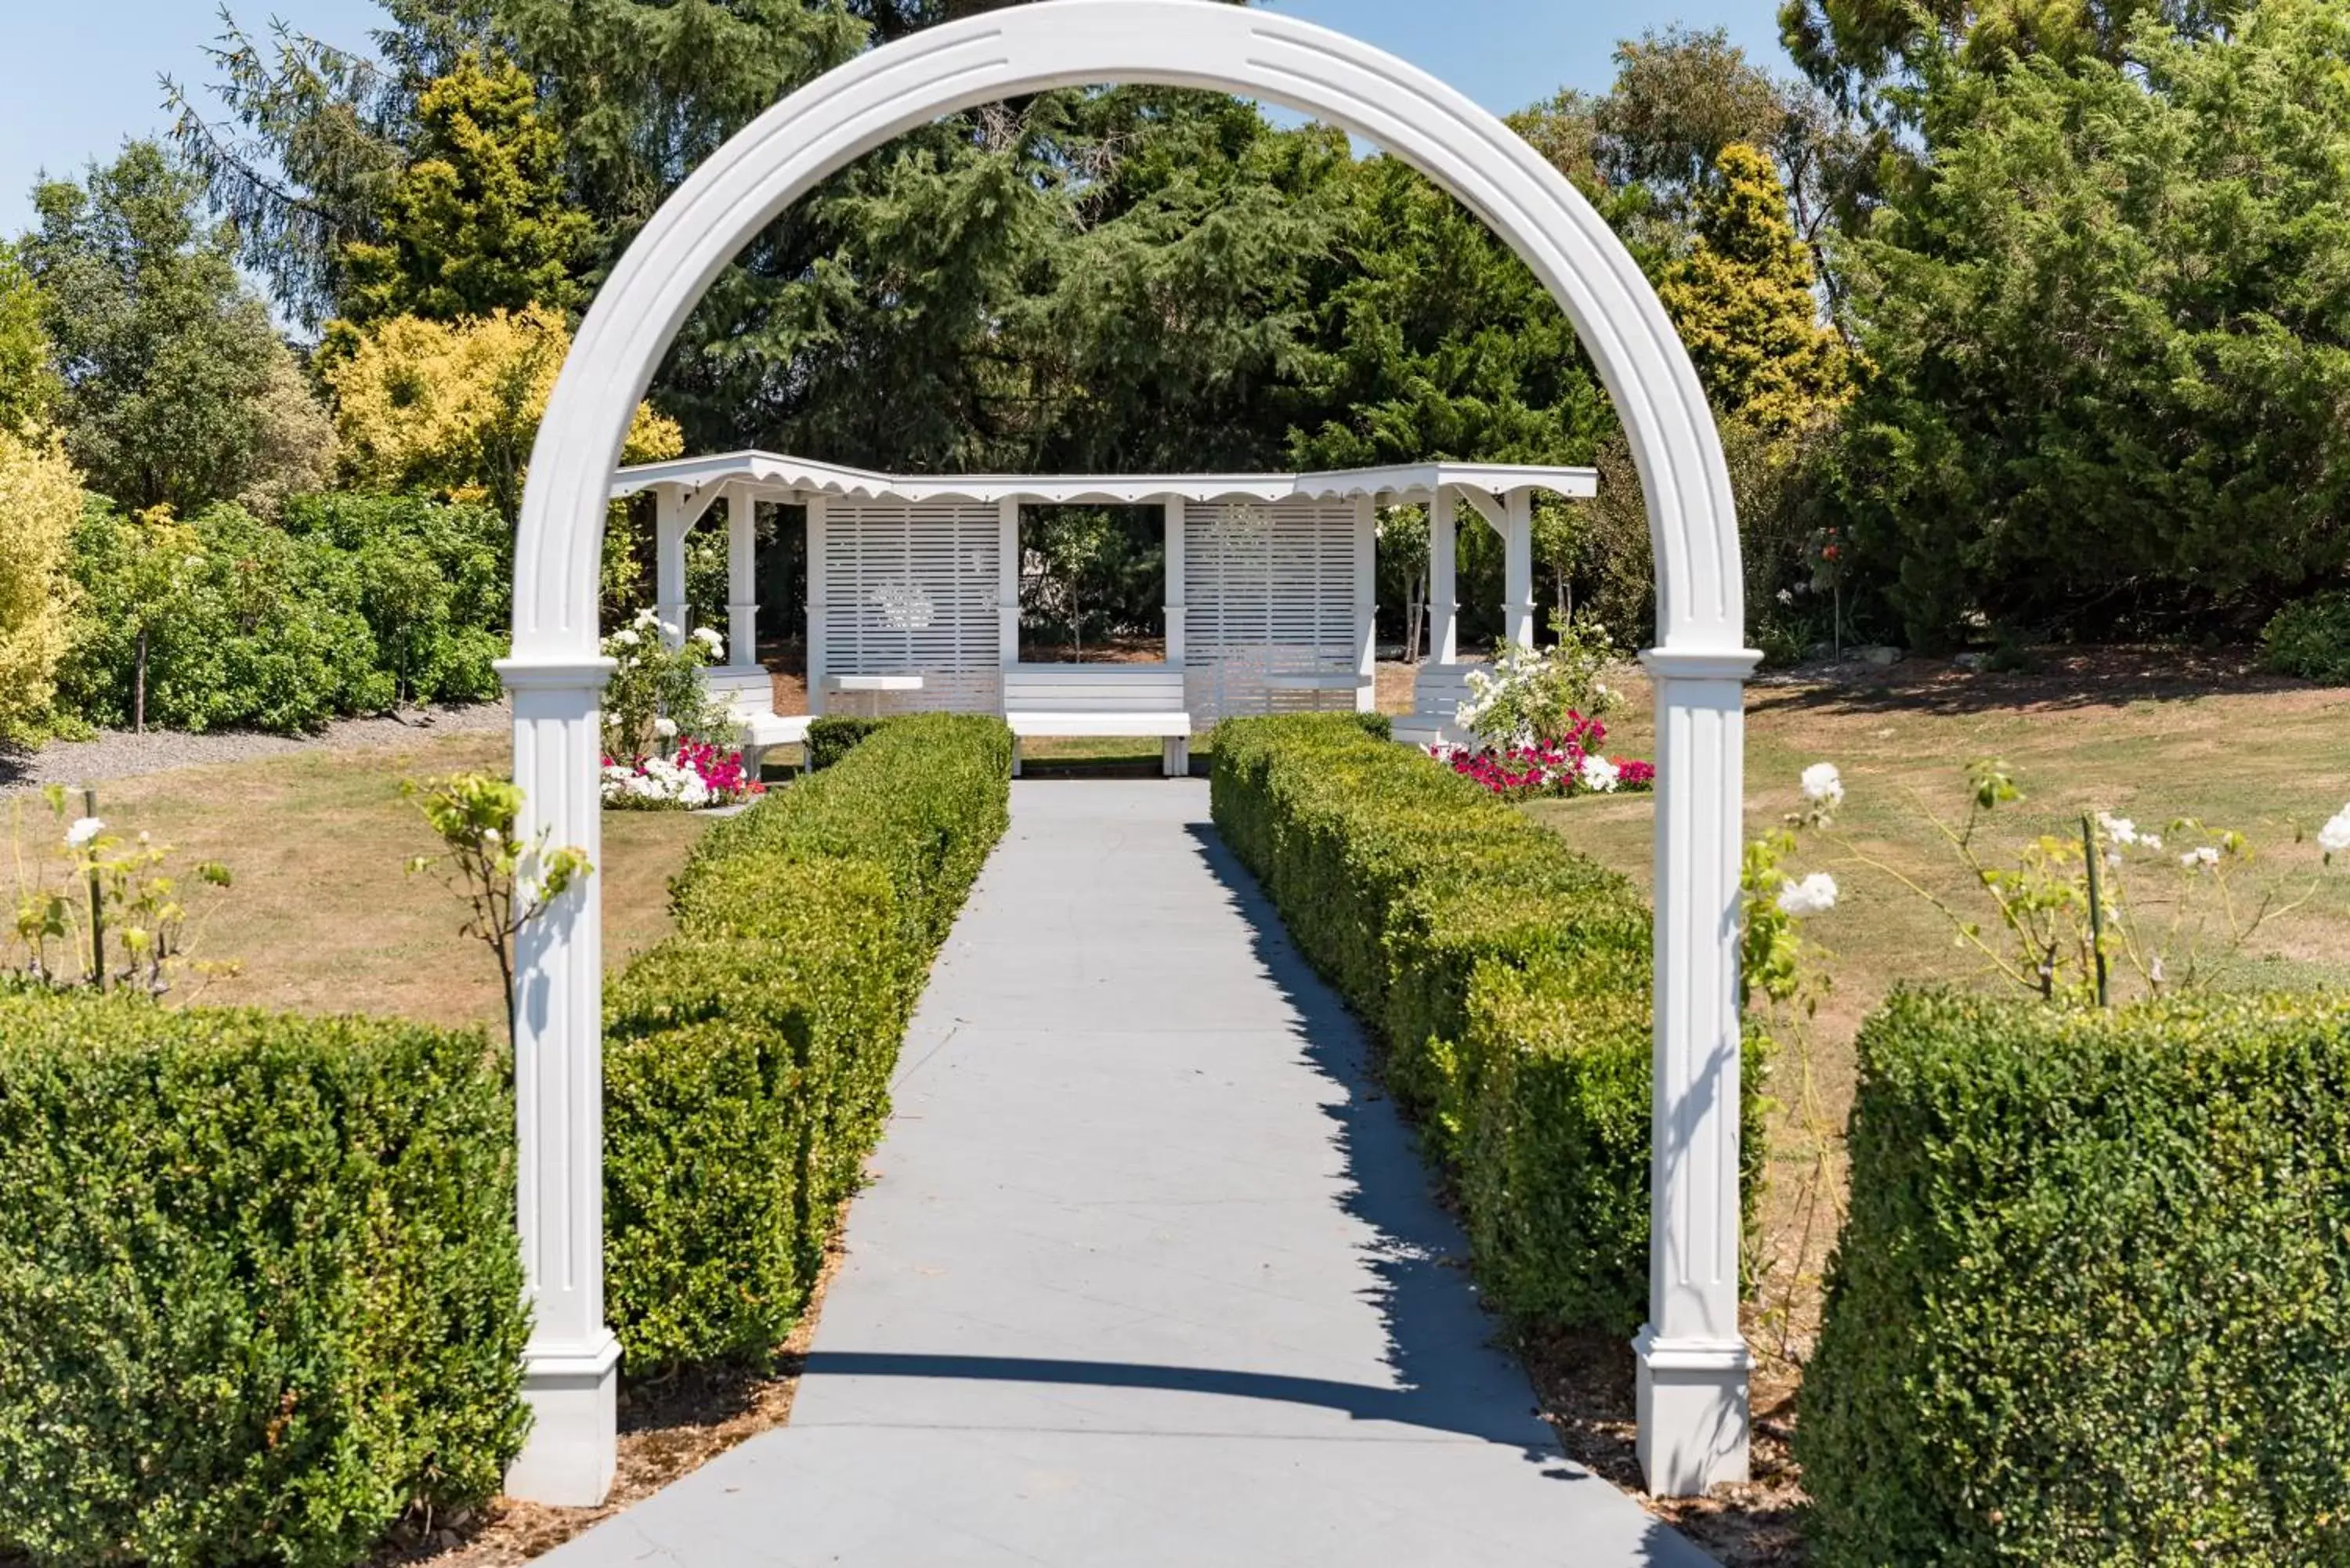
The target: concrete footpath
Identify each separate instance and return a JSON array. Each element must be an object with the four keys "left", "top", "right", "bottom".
[{"left": 545, "top": 780, "right": 1712, "bottom": 1566}]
